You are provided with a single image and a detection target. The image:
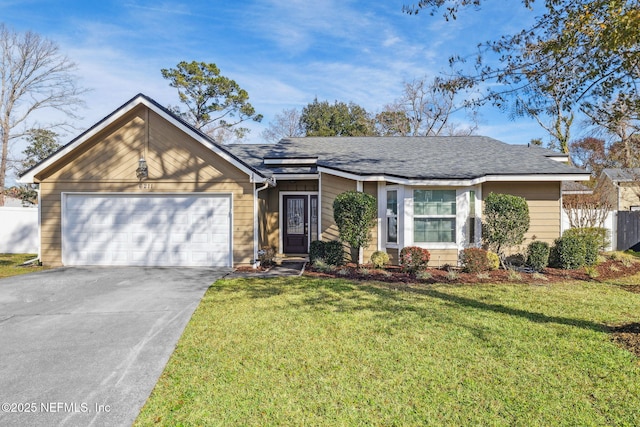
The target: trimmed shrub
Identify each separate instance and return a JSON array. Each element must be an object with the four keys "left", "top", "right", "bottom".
[
  {"left": 487, "top": 251, "right": 500, "bottom": 270},
  {"left": 399, "top": 246, "right": 430, "bottom": 273},
  {"left": 563, "top": 227, "right": 610, "bottom": 251},
  {"left": 460, "top": 248, "right": 491, "bottom": 273},
  {"left": 582, "top": 234, "right": 600, "bottom": 266},
  {"left": 482, "top": 193, "right": 530, "bottom": 262},
  {"left": 527, "top": 241, "right": 550, "bottom": 272},
  {"left": 309, "top": 240, "right": 326, "bottom": 264},
  {"left": 333, "top": 191, "right": 377, "bottom": 263},
  {"left": 310, "top": 240, "right": 345, "bottom": 266},
  {"left": 550, "top": 235, "right": 586, "bottom": 269},
  {"left": 324, "top": 240, "right": 346, "bottom": 266},
  {"left": 370, "top": 251, "right": 390, "bottom": 269},
  {"left": 563, "top": 228, "right": 606, "bottom": 266}
]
